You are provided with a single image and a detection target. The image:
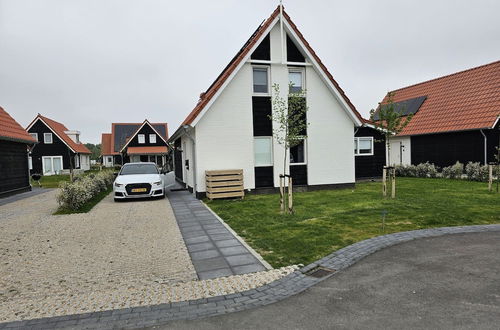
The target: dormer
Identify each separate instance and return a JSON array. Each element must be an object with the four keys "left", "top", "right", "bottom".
[{"left": 65, "top": 130, "right": 81, "bottom": 144}]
